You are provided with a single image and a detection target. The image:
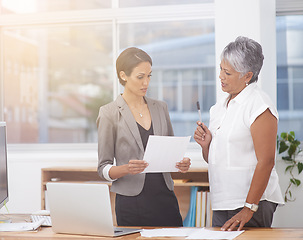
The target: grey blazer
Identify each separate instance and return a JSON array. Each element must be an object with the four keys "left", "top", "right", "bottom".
[{"left": 96, "top": 95, "right": 175, "bottom": 196}]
